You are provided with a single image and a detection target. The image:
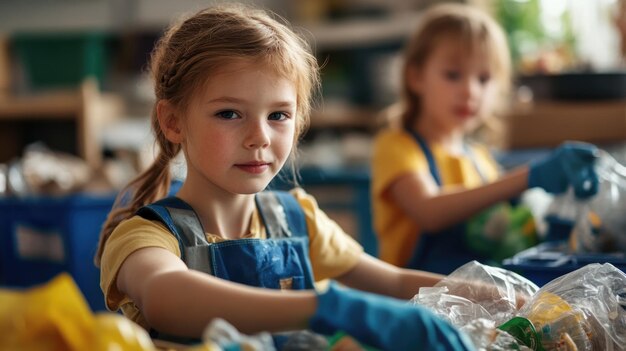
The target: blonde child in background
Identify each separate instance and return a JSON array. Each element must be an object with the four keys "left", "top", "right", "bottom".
[
  {"left": 94, "top": 4, "right": 474, "bottom": 350},
  {"left": 371, "top": 3, "right": 599, "bottom": 275}
]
